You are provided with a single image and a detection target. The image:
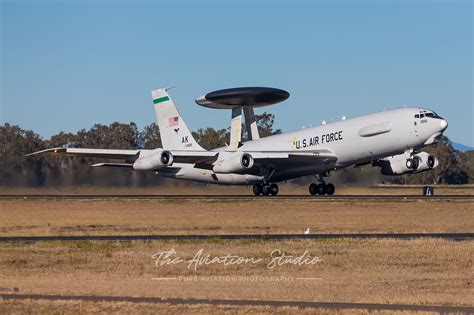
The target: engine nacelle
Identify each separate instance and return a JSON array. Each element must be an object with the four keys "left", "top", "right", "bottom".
[
  {"left": 411, "top": 152, "right": 439, "bottom": 173},
  {"left": 132, "top": 149, "right": 173, "bottom": 171},
  {"left": 213, "top": 152, "right": 254, "bottom": 174},
  {"left": 374, "top": 151, "right": 438, "bottom": 175}
]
